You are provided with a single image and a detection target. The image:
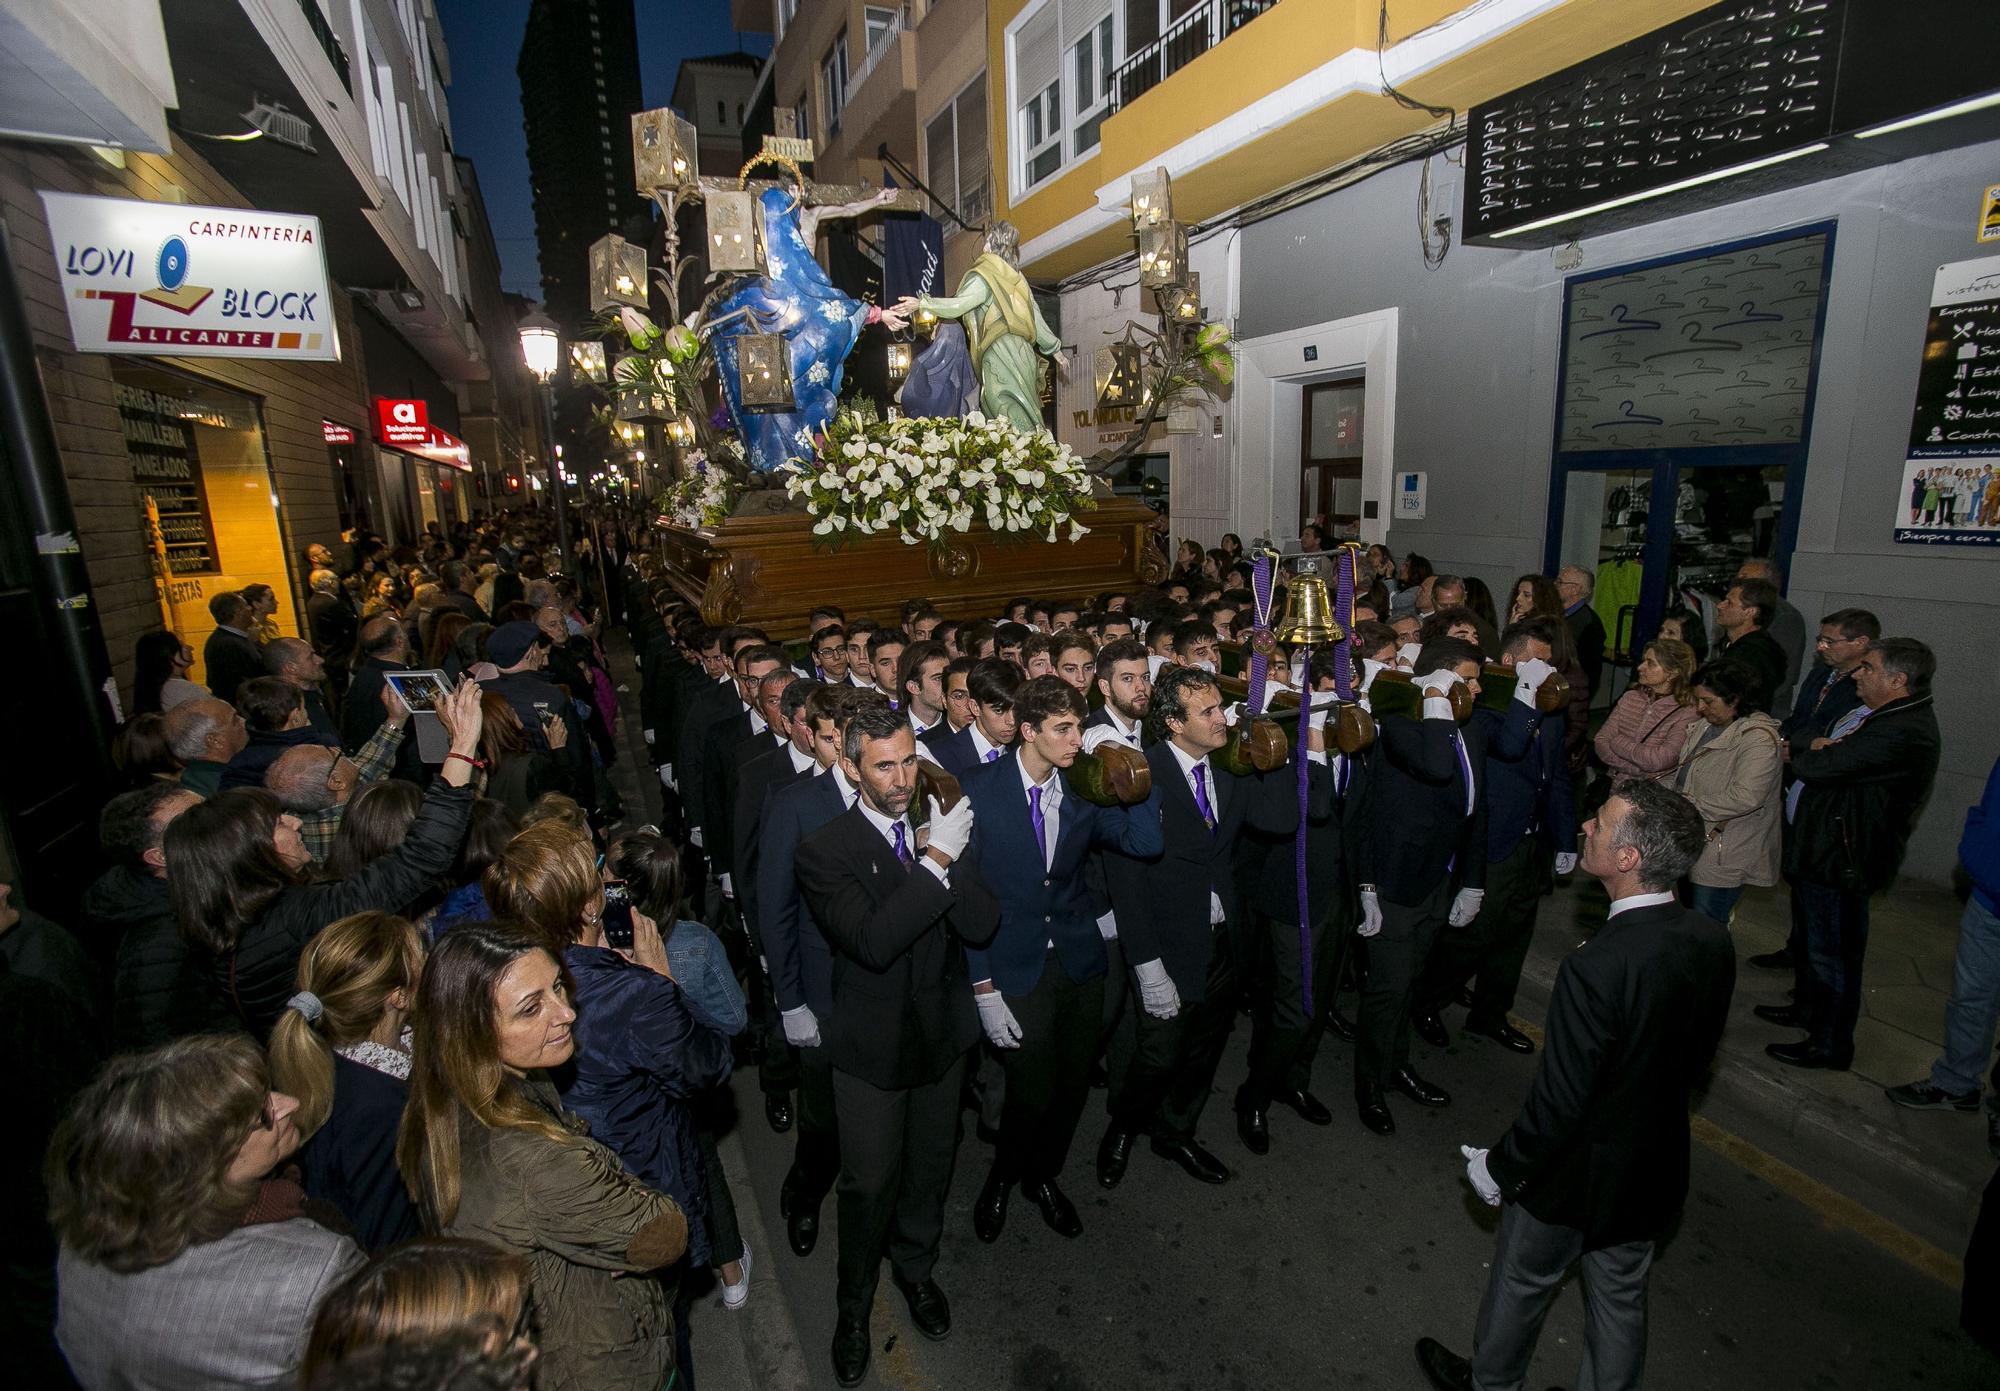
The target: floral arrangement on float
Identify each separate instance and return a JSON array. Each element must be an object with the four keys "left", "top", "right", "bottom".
[
  {"left": 661, "top": 449, "right": 739, "bottom": 530},
  {"left": 779, "top": 402, "right": 1095, "bottom": 550}
]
